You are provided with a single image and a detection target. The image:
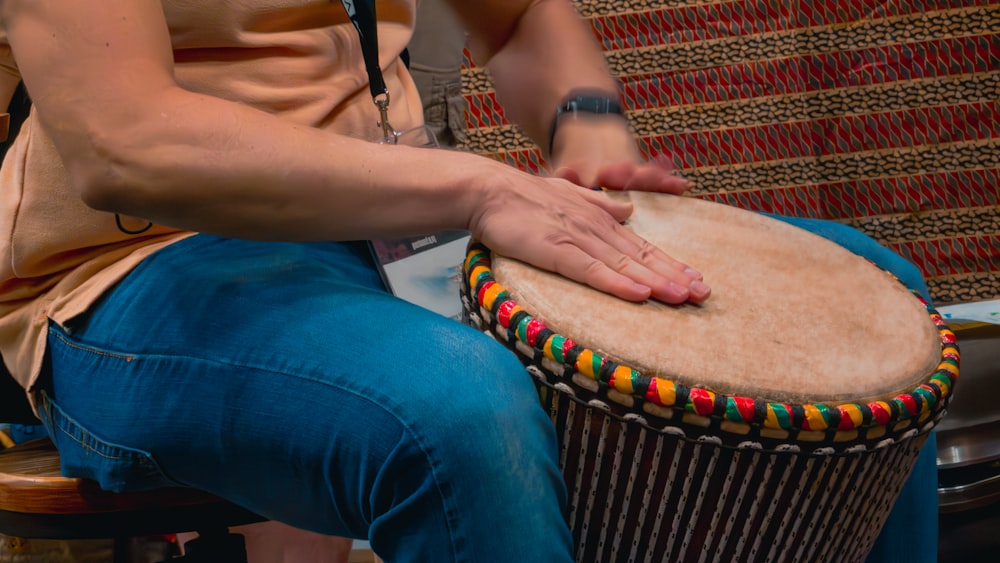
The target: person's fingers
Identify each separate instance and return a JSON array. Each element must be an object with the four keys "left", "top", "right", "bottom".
[
  {"left": 548, "top": 244, "right": 654, "bottom": 303},
  {"left": 621, "top": 166, "right": 691, "bottom": 194},
  {"left": 546, "top": 183, "right": 709, "bottom": 303},
  {"left": 474, "top": 174, "right": 710, "bottom": 305},
  {"left": 563, "top": 161, "right": 690, "bottom": 195},
  {"left": 553, "top": 154, "right": 691, "bottom": 195},
  {"left": 574, "top": 185, "right": 634, "bottom": 223},
  {"left": 550, "top": 166, "right": 584, "bottom": 186},
  {"left": 586, "top": 224, "right": 711, "bottom": 304},
  {"left": 546, "top": 237, "right": 708, "bottom": 305},
  {"left": 593, "top": 251, "right": 691, "bottom": 304},
  {"left": 588, "top": 161, "right": 637, "bottom": 190}
]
